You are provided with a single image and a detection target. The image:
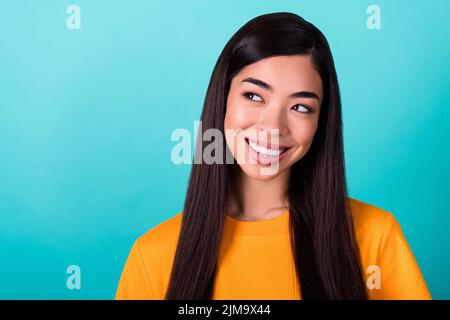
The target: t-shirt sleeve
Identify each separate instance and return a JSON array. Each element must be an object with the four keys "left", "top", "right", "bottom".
[
  {"left": 371, "top": 212, "right": 432, "bottom": 300},
  {"left": 115, "top": 238, "right": 155, "bottom": 300}
]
